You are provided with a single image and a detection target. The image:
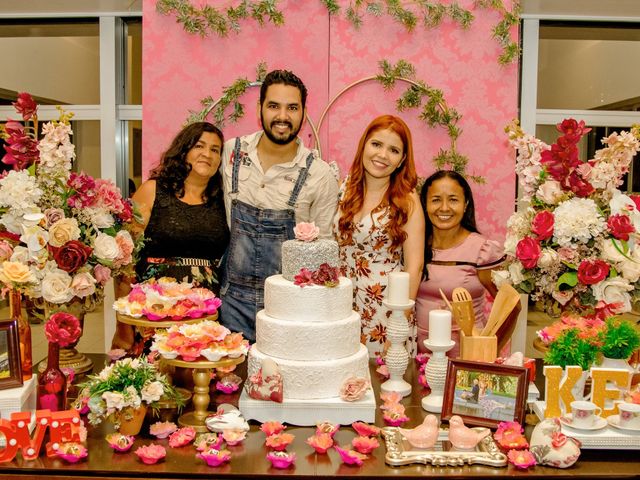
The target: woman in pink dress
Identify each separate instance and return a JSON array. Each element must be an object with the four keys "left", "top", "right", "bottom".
[
  {"left": 336, "top": 115, "right": 425, "bottom": 357},
  {"left": 415, "top": 170, "right": 504, "bottom": 356}
]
